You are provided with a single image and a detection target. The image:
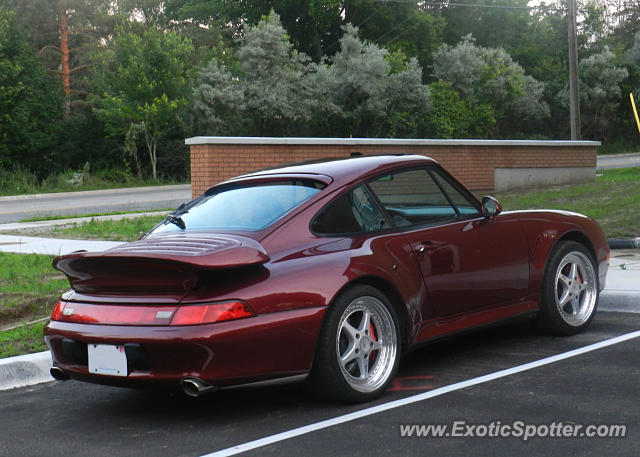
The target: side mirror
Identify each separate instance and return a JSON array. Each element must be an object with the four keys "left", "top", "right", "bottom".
[{"left": 481, "top": 196, "right": 502, "bottom": 220}]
